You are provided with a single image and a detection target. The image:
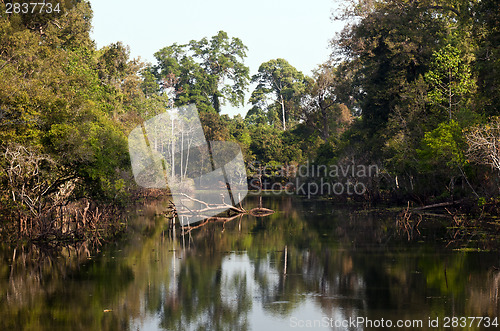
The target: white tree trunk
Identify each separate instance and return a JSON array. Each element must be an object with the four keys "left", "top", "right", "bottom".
[{"left": 280, "top": 94, "right": 286, "bottom": 130}]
